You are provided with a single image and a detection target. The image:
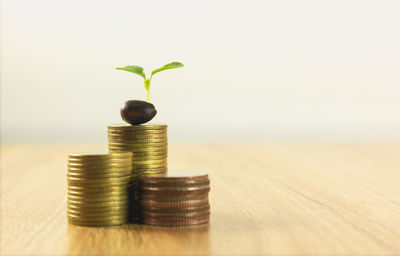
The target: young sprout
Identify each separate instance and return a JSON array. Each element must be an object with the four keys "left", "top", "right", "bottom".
[{"left": 116, "top": 62, "right": 184, "bottom": 102}]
